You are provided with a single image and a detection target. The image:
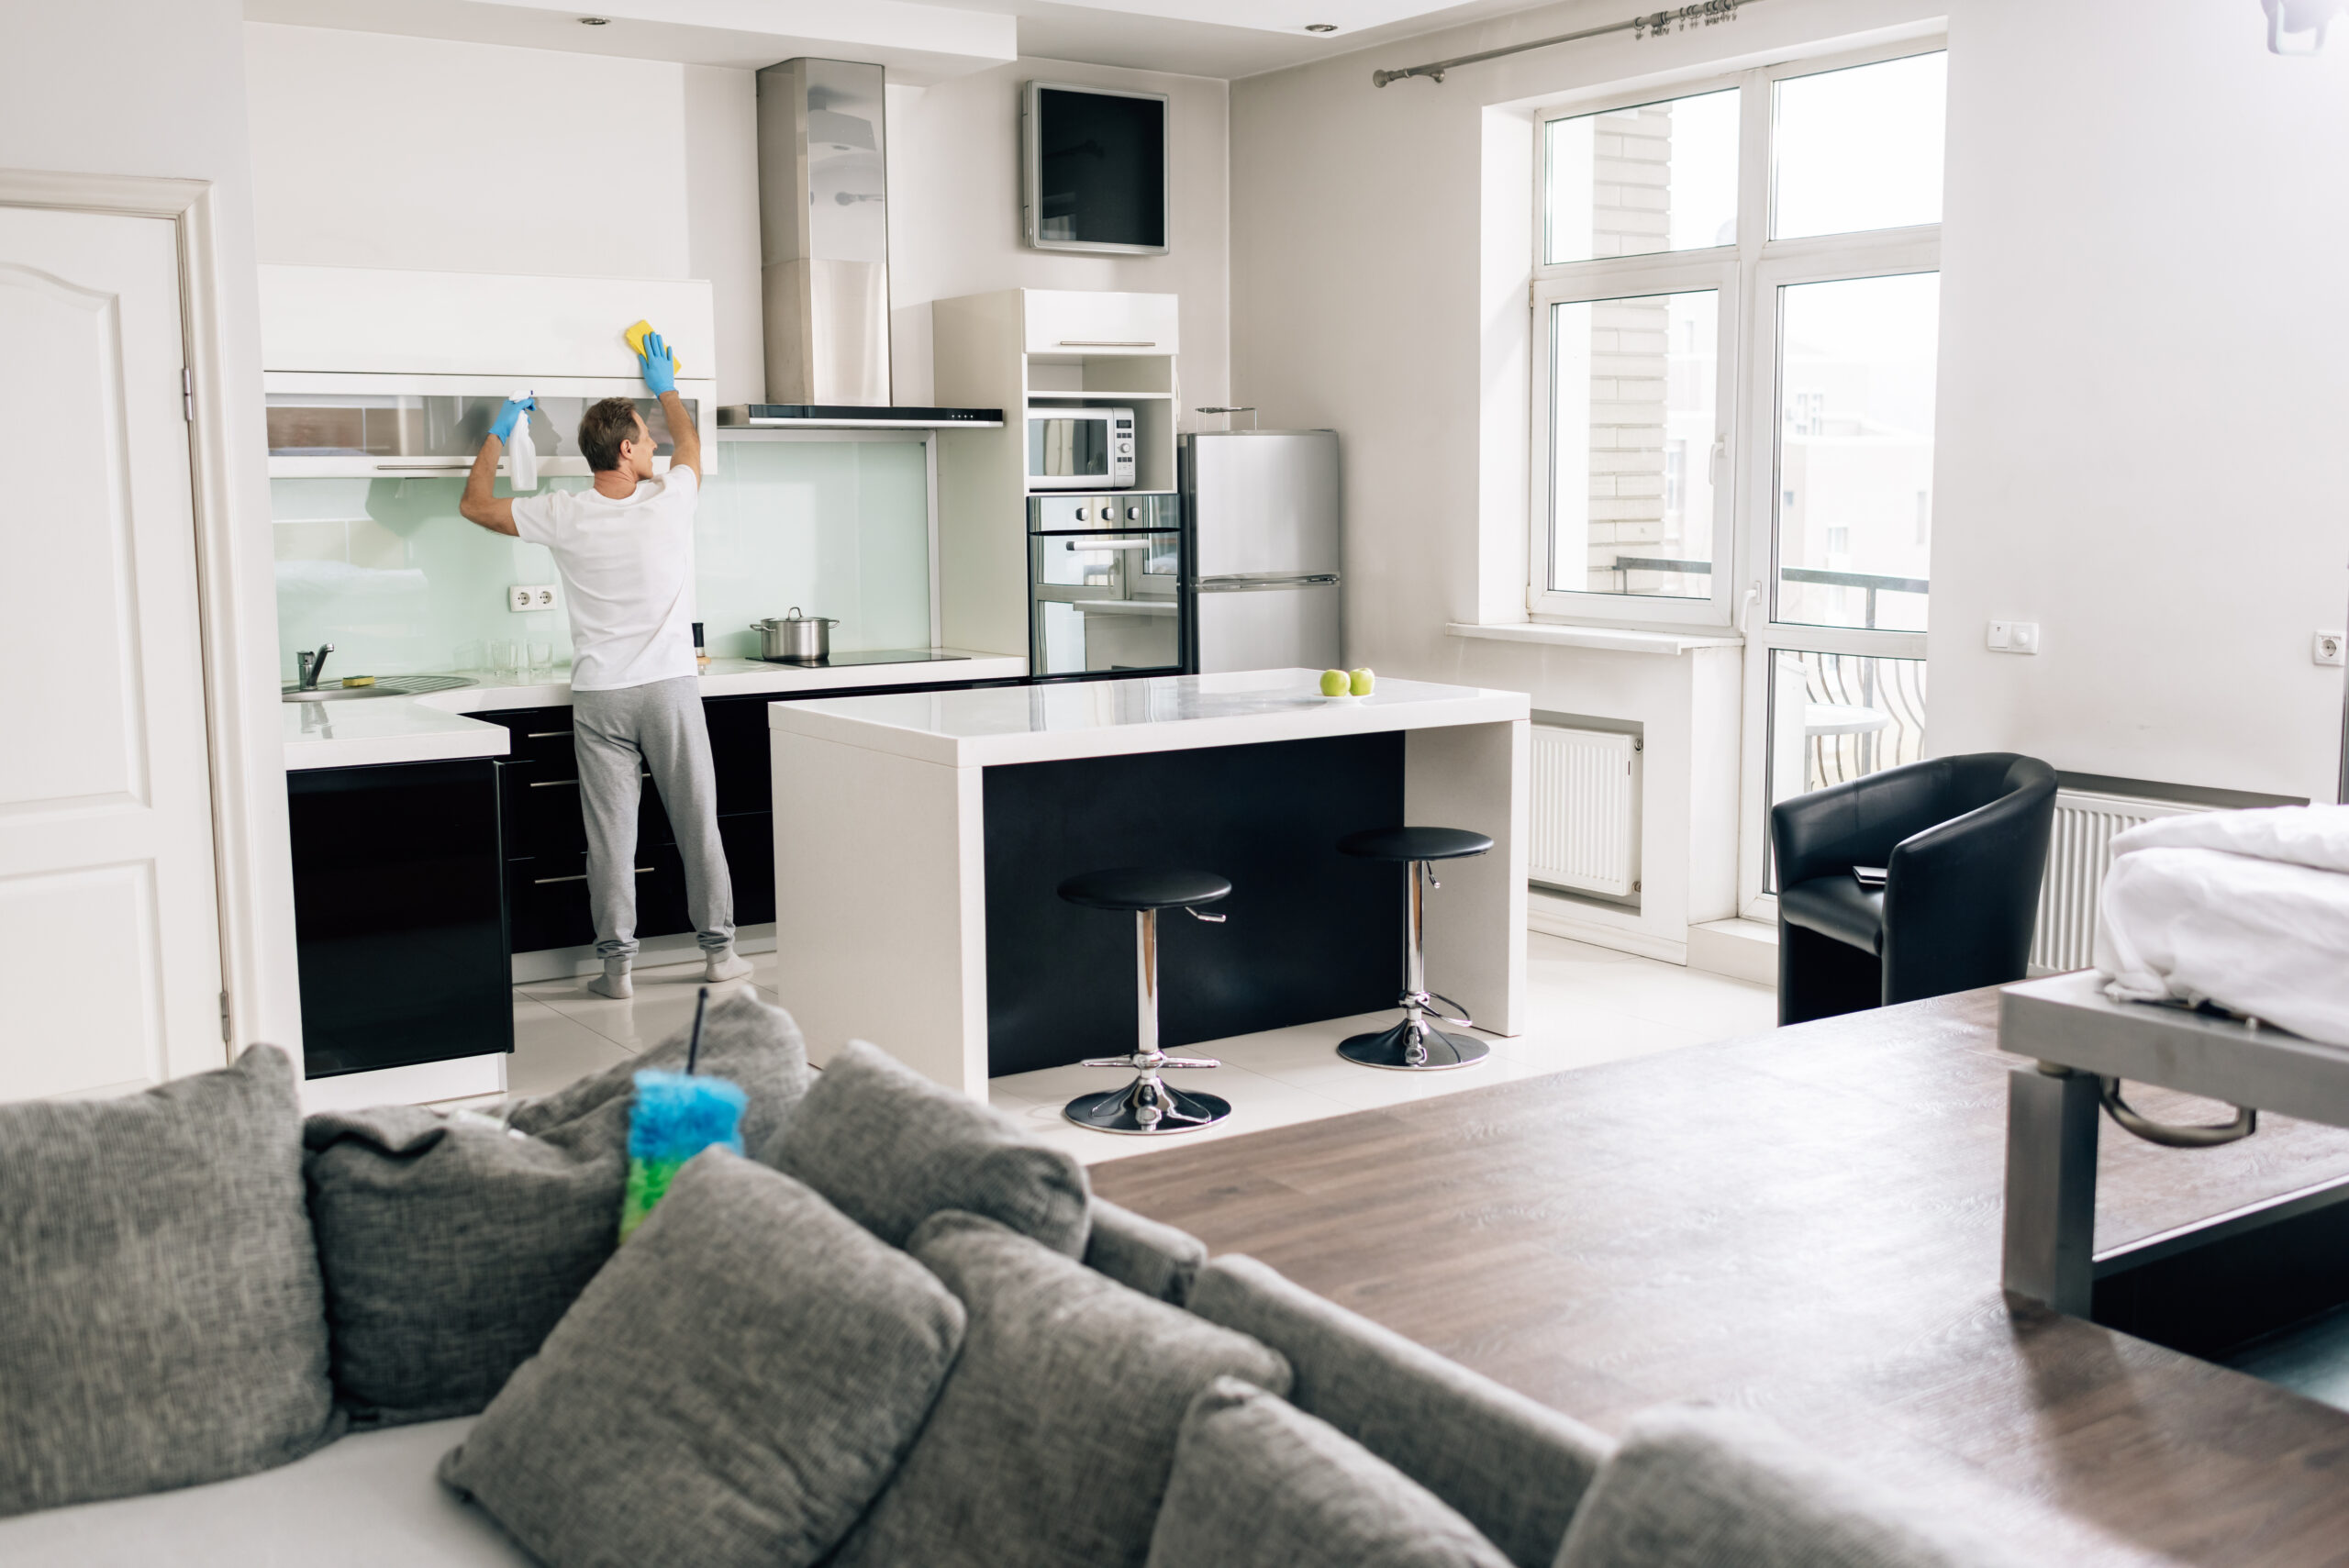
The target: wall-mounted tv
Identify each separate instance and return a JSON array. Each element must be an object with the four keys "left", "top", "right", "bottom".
[{"left": 1022, "top": 81, "right": 1169, "bottom": 255}]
